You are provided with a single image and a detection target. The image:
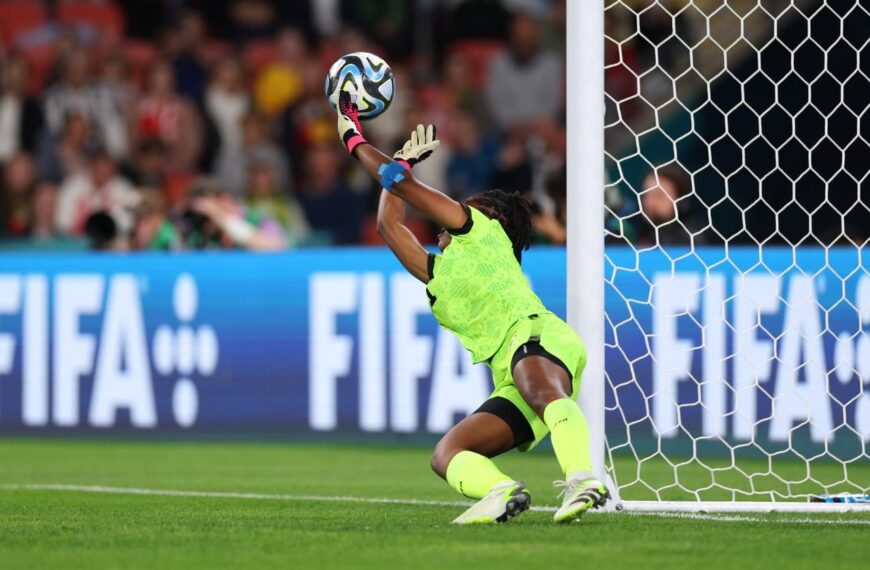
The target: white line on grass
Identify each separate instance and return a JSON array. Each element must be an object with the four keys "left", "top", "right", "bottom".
[
  {"left": 618, "top": 511, "right": 870, "bottom": 526},
  {"left": 1, "top": 483, "right": 867, "bottom": 526}
]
